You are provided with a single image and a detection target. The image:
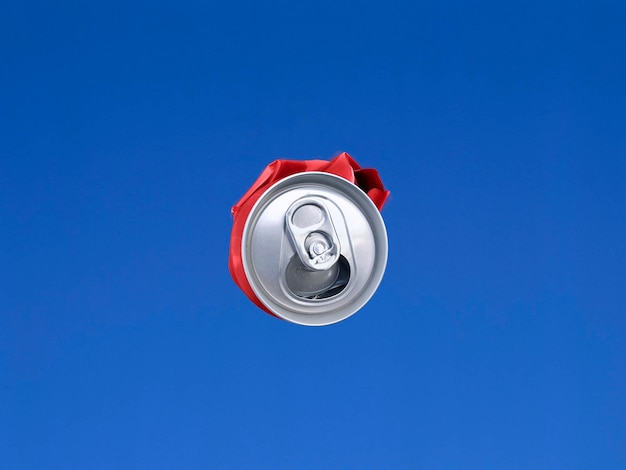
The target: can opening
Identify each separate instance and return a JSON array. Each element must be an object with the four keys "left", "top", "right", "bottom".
[{"left": 285, "top": 255, "right": 351, "bottom": 300}]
